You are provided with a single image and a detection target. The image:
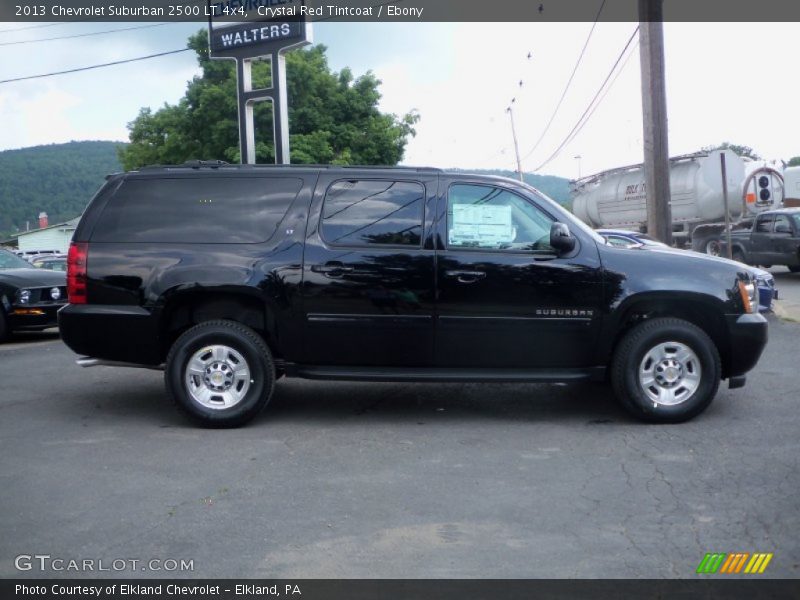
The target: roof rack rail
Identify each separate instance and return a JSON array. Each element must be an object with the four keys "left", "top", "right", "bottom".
[{"left": 137, "top": 162, "right": 443, "bottom": 172}]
